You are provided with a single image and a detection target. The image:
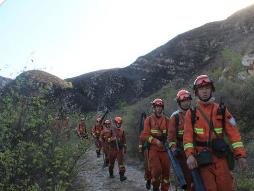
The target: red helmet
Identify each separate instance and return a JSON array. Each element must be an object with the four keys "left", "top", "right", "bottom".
[
  {"left": 193, "top": 75, "right": 215, "bottom": 92},
  {"left": 104, "top": 120, "right": 111, "bottom": 125},
  {"left": 176, "top": 90, "right": 192, "bottom": 102},
  {"left": 114, "top": 117, "right": 122, "bottom": 124},
  {"left": 151, "top": 98, "right": 164, "bottom": 107}
]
